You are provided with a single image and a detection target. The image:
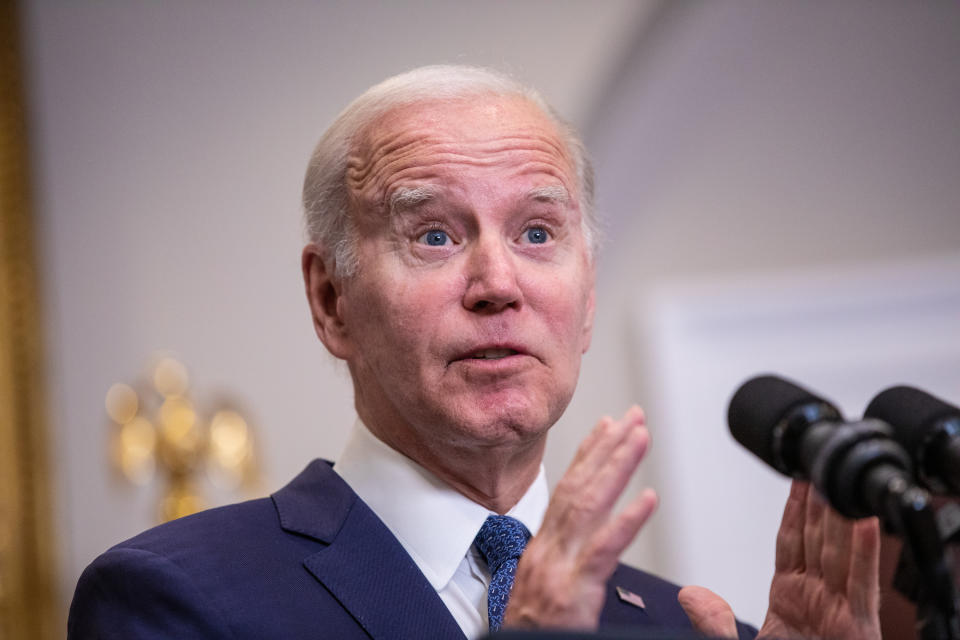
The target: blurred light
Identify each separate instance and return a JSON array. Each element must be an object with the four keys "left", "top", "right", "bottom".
[
  {"left": 105, "top": 383, "right": 138, "bottom": 424},
  {"left": 208, "top": 409, "right": 253, "bottom": 489},
  {"left": 107, "top": 356, "right": 261, "bottom": 522},
  {"left": 116, "top": 416, "right": 156, "bottom": 485},
  {"left": 153, "top": 357, "right": 189, "bottom": 398},
  {"left": 159, "top": 477, "right": 204, "bottom": 522},
  {"left": 209, "top": 409, "right": 250, "bottom": 468},
  {"left": 158, "top": 397, "right": 201, "bottom": 472}
]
